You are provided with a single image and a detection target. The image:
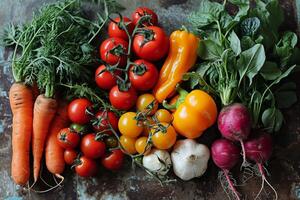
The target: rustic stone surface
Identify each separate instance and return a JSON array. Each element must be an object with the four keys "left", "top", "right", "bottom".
[{"left": 0, "top": 0, "right": 299, "bottom": 200}]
